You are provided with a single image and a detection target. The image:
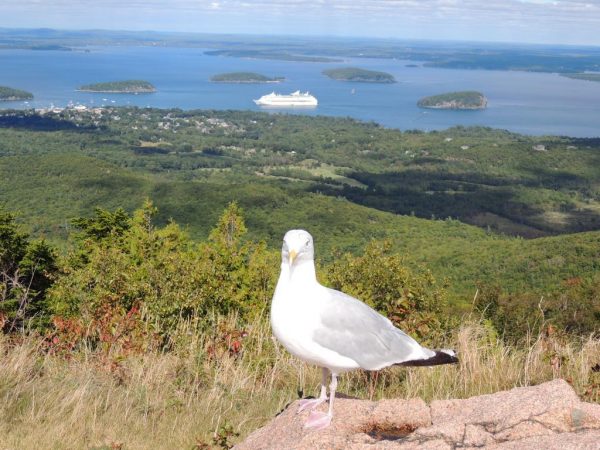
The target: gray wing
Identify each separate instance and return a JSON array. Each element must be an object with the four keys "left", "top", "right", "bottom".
[{"left": 312, "top": 287, "right": 434, "bottom": 370}]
